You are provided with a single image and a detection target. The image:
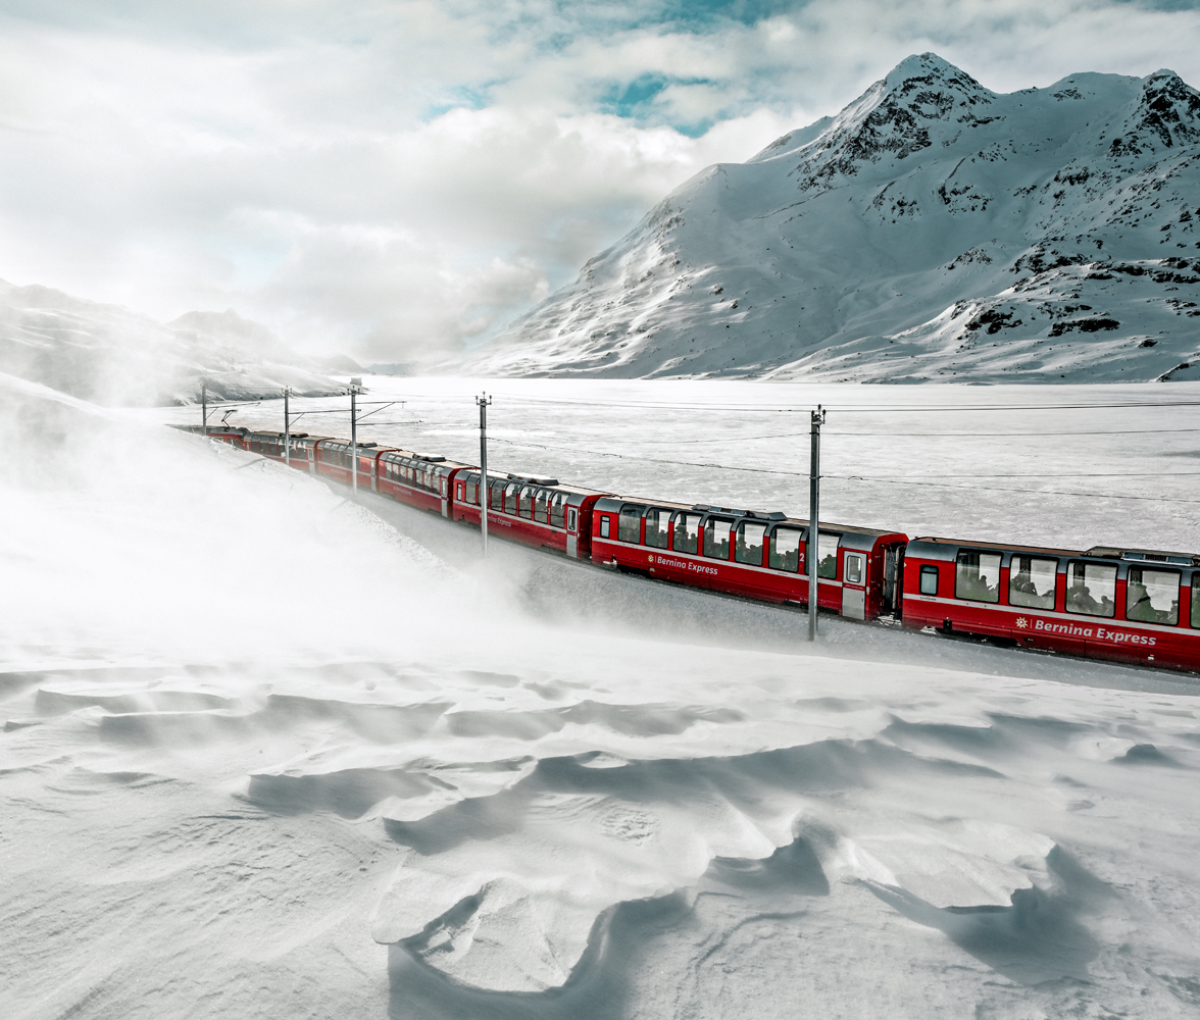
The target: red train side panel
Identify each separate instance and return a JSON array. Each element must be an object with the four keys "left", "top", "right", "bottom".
[
  {"left": 902, "top": 537, "right": 1200, "bottom": 672},
  {"left": 449, "top": 470, "right": 608, "bottom": 559},
  {"left": 588, "top": 497, "right": 907, "bottom": 619}
]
